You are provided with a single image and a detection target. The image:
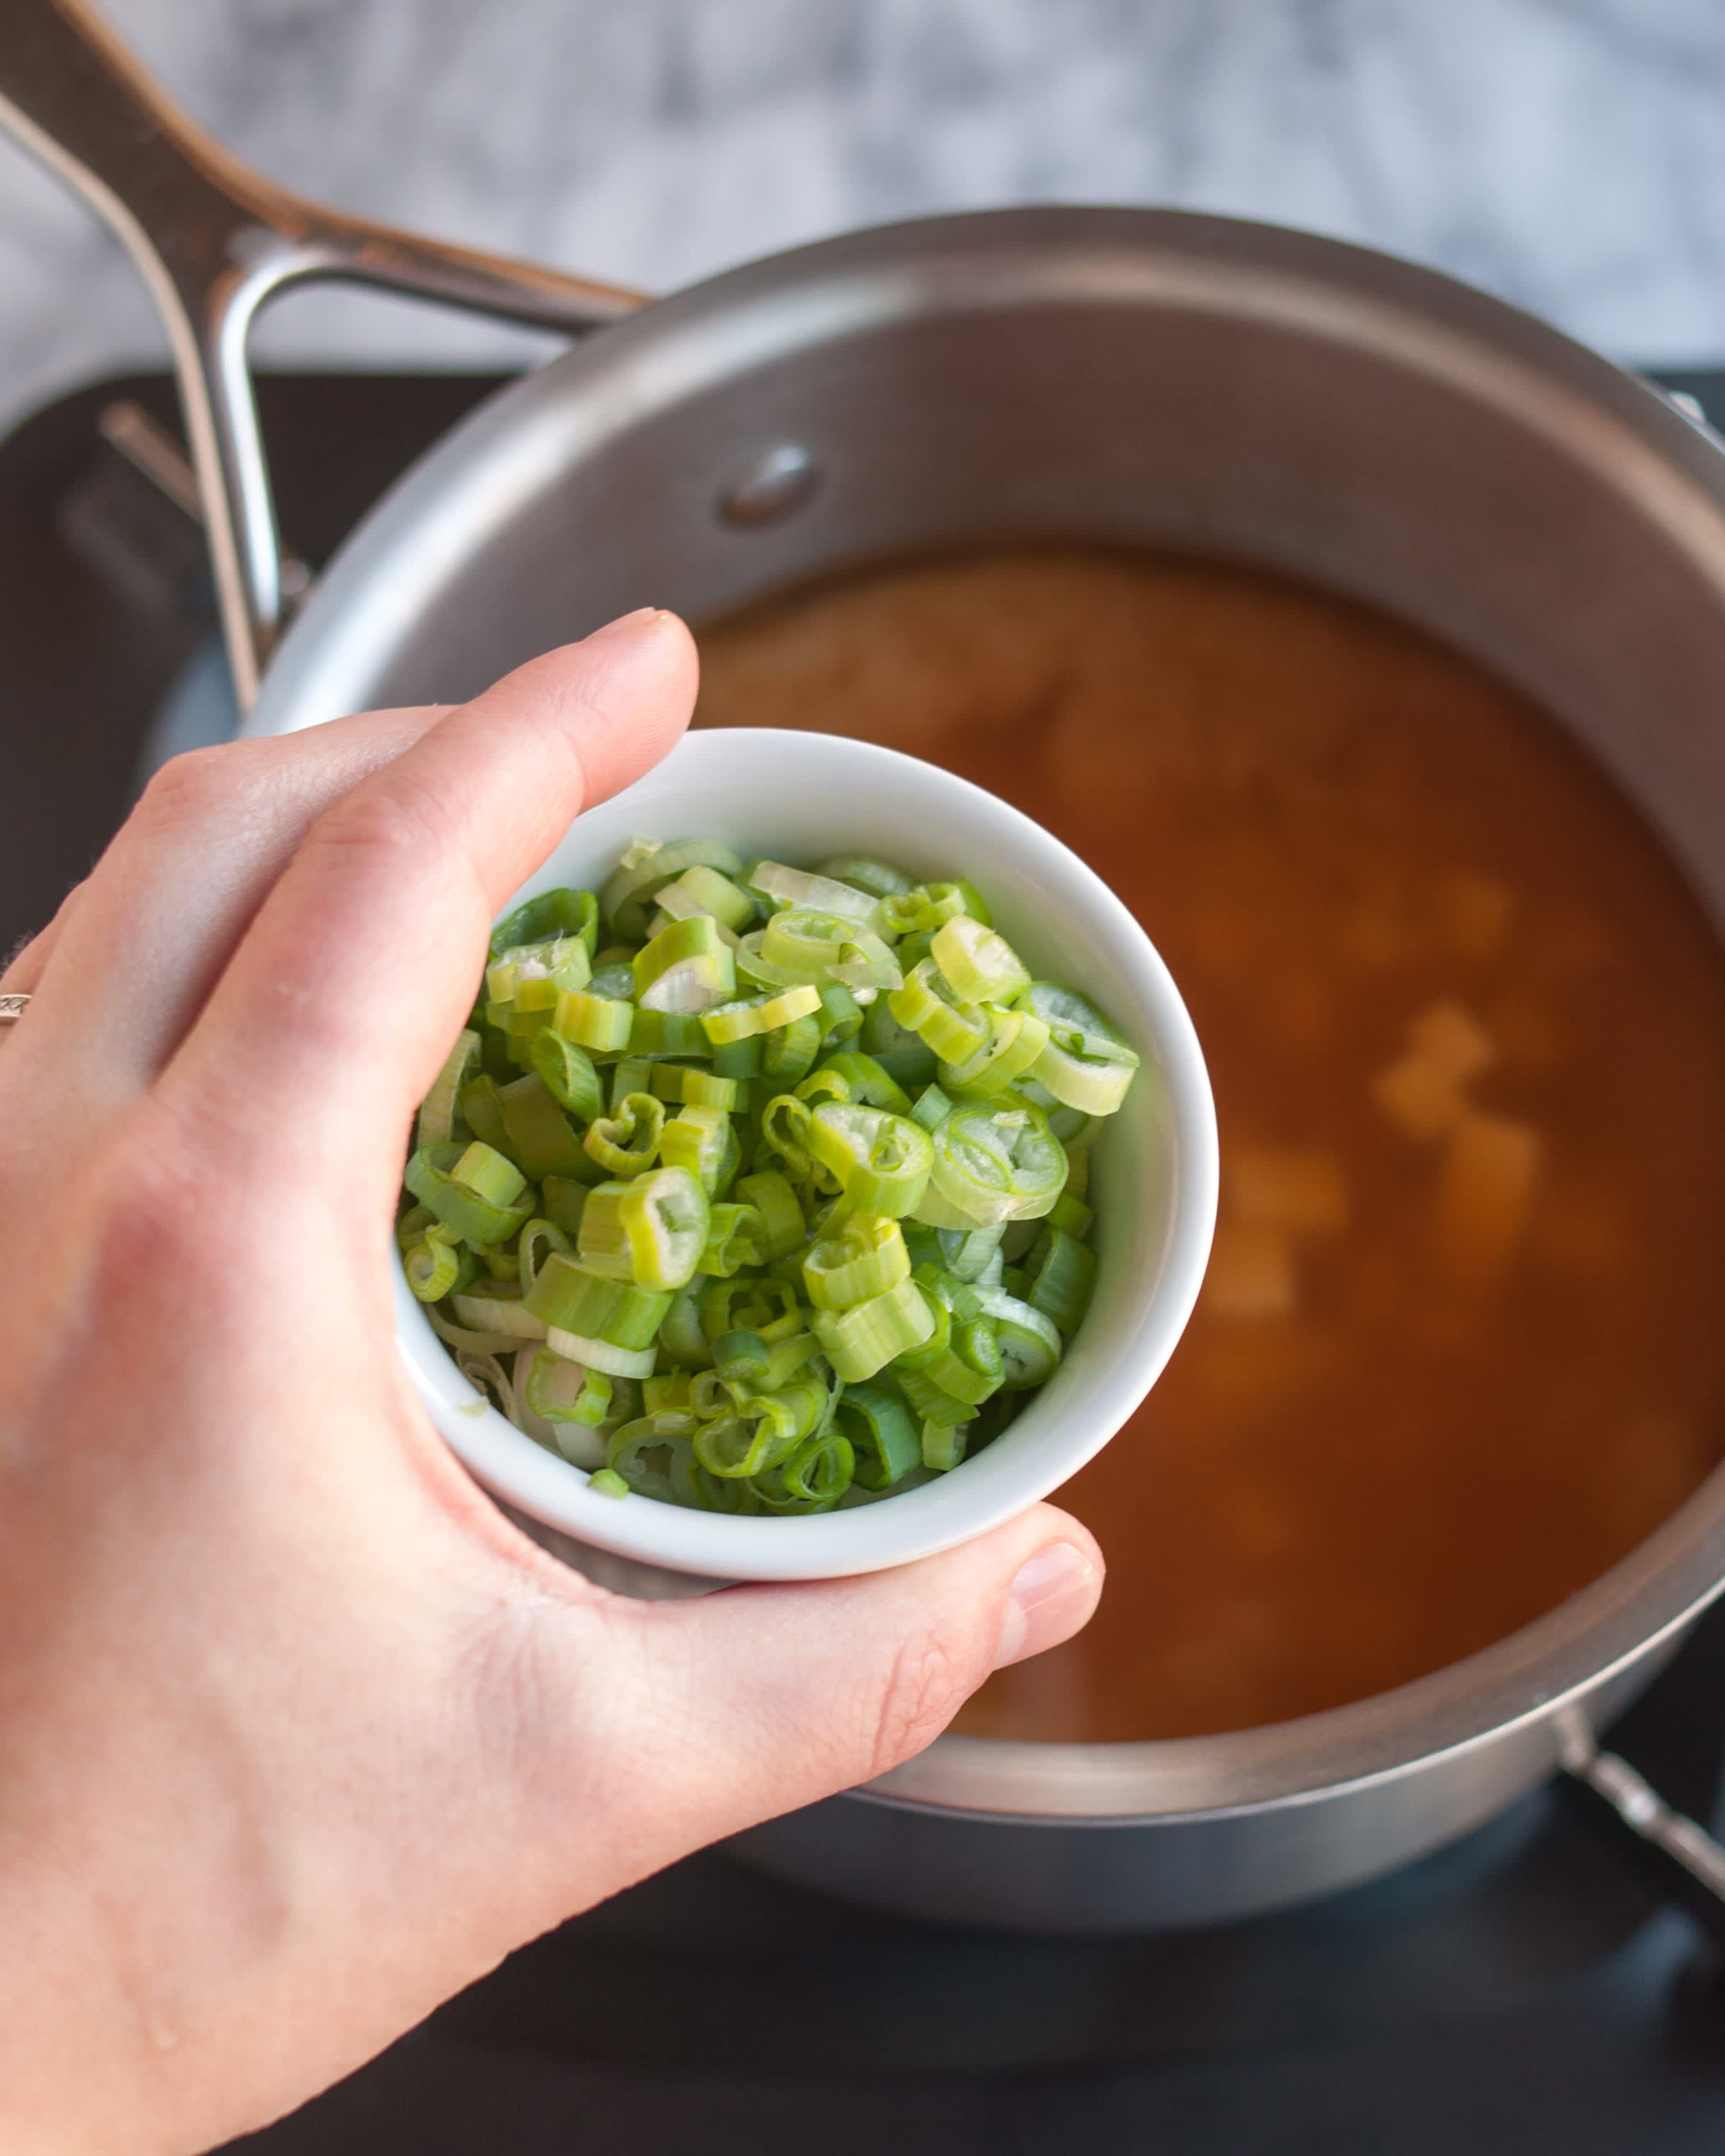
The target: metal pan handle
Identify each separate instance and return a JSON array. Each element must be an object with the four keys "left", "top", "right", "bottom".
[{"left": 0, "top": 0, "right": 646, "bottom": 708}]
